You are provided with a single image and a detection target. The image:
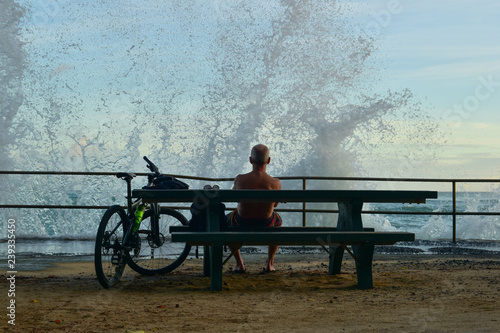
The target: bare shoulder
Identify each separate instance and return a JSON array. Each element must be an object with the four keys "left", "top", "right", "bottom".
[
  {"left": 270, "top": 175, "right": 282, "bottom": 190},
  {"left": 233, "top": 173, "right": 249, "bottom": 189}
]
